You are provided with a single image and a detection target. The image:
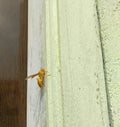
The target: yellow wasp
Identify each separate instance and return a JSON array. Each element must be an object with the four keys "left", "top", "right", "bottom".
[{"left": 26, "top": 69, "right": 46, "bottom": 88}]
